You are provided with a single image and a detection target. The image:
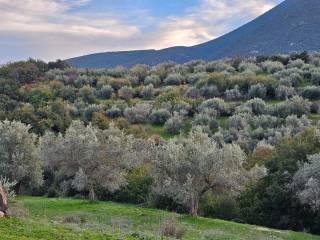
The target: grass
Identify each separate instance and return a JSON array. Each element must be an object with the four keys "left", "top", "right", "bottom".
[
  {"left": 0, "top": 196, "right": 319, "bottom": 240},
  {"left": 308, "top": 114, "right": 320, "bottom": 123},
  {"left": 143, "top": 123, "right": 176, "bottom": 140}
]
